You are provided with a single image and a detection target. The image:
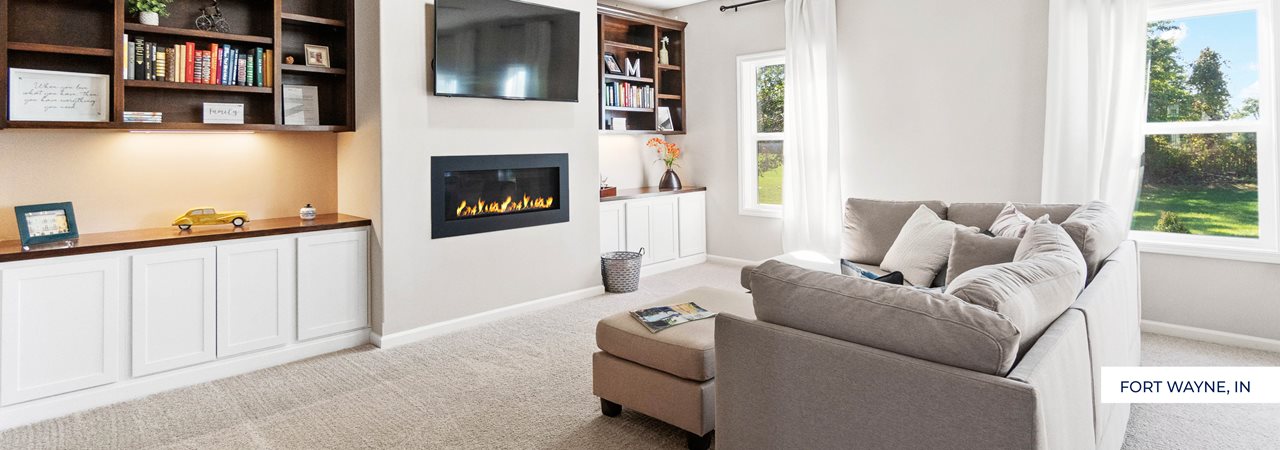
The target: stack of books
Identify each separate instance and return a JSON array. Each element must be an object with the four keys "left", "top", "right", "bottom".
[
  {"left": 123, "top": 111, "right": 163, "bottom": 123},
  {"left": 124, "top": 35, "right": 273, "bottom": 87}
]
